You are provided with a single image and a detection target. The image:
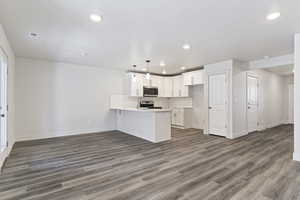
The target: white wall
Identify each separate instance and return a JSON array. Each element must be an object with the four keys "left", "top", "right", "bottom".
[
  {"left": 15, "top": 58, "right": 125, "bottom": 141},
  {"left": 249, "top": 69, "right": 287, "bottom": 130},
  {"left": 191, "top": 85, "right": 205, "bottom": 129},
  {"left": 282, "top": 75, "right": 294, "bottom": 124},
  {"left": 0, "top": 25, "right": 15, "bottom": 169},
  {"left": 232, "top": 62, "right": 248, "bottom": 138},
  {"left": 294, "top": 34, "right": 300, "bottom": 161}
]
